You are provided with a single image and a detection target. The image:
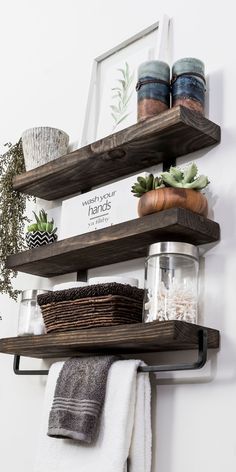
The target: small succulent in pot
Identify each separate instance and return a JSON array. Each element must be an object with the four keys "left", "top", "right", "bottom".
[
  {"left": 131, "top": 163, "right": 210, "bottom": 217},
  {"left": 26, "top": 209, "right": 58, "bottom": 249}
]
